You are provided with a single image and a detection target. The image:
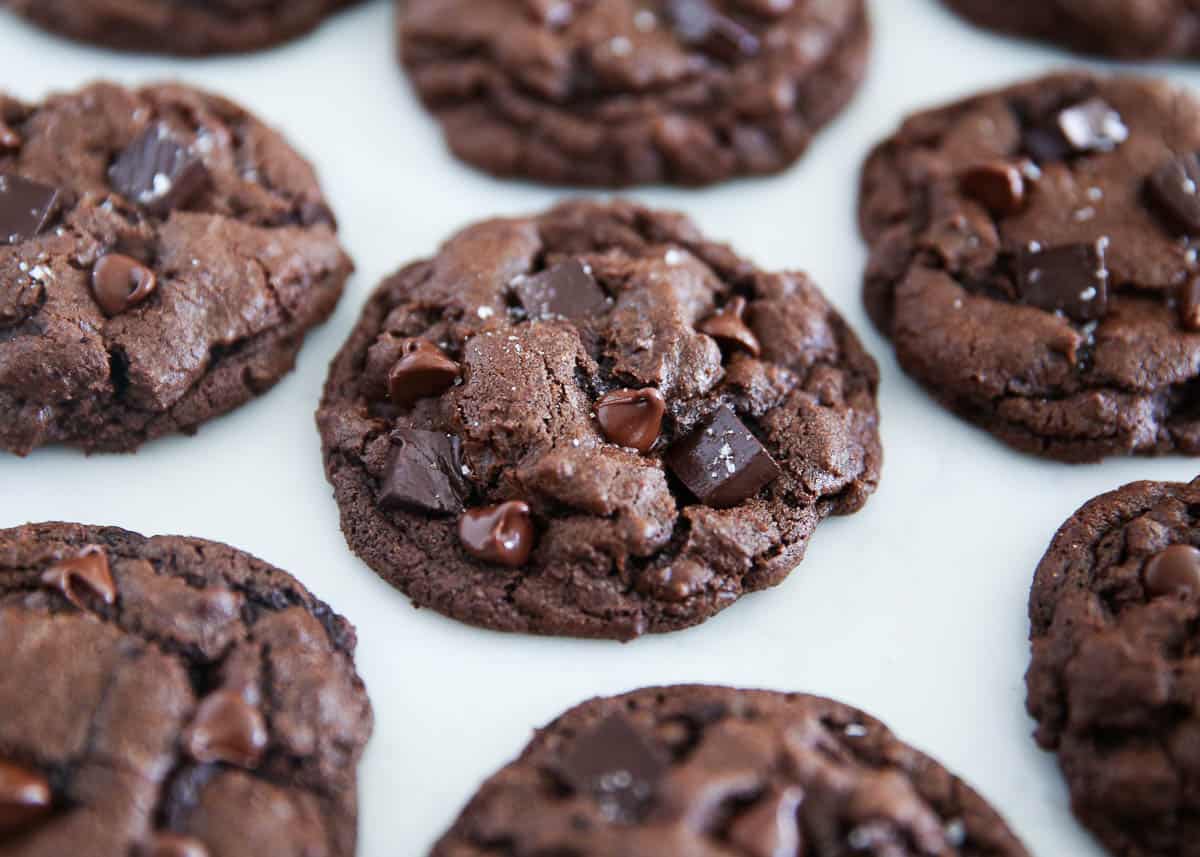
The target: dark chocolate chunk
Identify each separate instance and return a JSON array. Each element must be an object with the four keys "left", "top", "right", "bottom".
[
  {"left": 91, "top": 253, "right": 158, "bottom": 317},
  {"left": 1181, "top": 275, "right": 1200, "bottom": 332},
  {"left": 0, "top": 173, "right": 60, "bottom": 246},
  {"left": 1147, "top": 152, "right": 1200, "bottom": 235},
  {"left": 108, "top": 125, "right": 210, "bottom": 215},
  {"left": 698, "top": 296, "right": 761, "bottom": 357},
  {"left": 665, "top": 405, "right": 781, "bottom": 508},
  {"left": 379, "top": 429, "right": 468, "bottom": 515},
  {"left": 139, "top": 834, "right": 209, "bottom": 857},
  {"left": 183, "top": 690, "right": 268, "bottom": 769},
  {"left": 665, "top": 0, "right": 760, "bottom": 62},
  {"left": 596, "top": 388, "right": 666, "bottom": 453},
  {"left": 729, "top": 787, "right": 805, "bottom": 857},
  {"left": 40, "top": 546, "right": 116, "bottom": 612},
  {"left": 0, "top": 760, "right": 52, "bottom": 837},
  {"left": 960, "top": 162, "right": 1028, "bottom": 216},
  {"left": 1144, "top": 544, "right": 1200, "bottom": 598},
  {"left": 388, "top": 339, "right": 461, "bottom": 406},
  {"left": 459, "top": 501, "right": 535, "bottom": 567},
  {"left": 559, "top": 714, "right": 669, "bottom": 824},
  {"left": 1023, "top": 98, "right": 1127, "bottom": 163},
  {"left": 515, "top": 259, "right": 610, "bottom": 320},
  {"left": 1015, "top": 240, "right": 1109, "bottom": 322}
]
